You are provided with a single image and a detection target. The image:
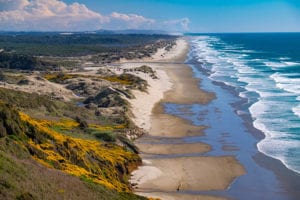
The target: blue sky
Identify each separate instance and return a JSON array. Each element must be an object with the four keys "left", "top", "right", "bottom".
[{"left": 0, "top": 0, "right": 300, "bottom": 32}]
